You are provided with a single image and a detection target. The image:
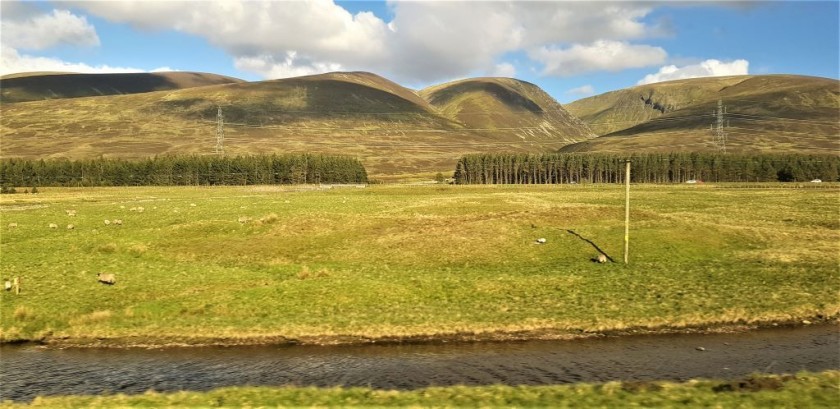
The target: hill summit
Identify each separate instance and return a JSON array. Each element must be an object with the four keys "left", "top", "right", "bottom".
[
  {"left": 562, "top": 74, "right": 839, "bottom": 154},
  {"left": 0, "top": 71, "right": 594, "bottom": 176},
  {"left": 0, "top": 72, "right": 244, "bottom": 103}
]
